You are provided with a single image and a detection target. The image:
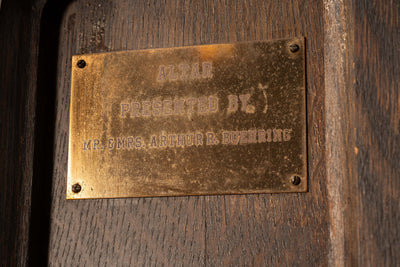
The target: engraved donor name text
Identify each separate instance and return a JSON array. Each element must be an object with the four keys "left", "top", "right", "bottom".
[
  {"left": 82, "top": 61, "right": 295, "bottom": 152},
  {"left": 82, "top": 128, "right": 292, "bottom": 151}
]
